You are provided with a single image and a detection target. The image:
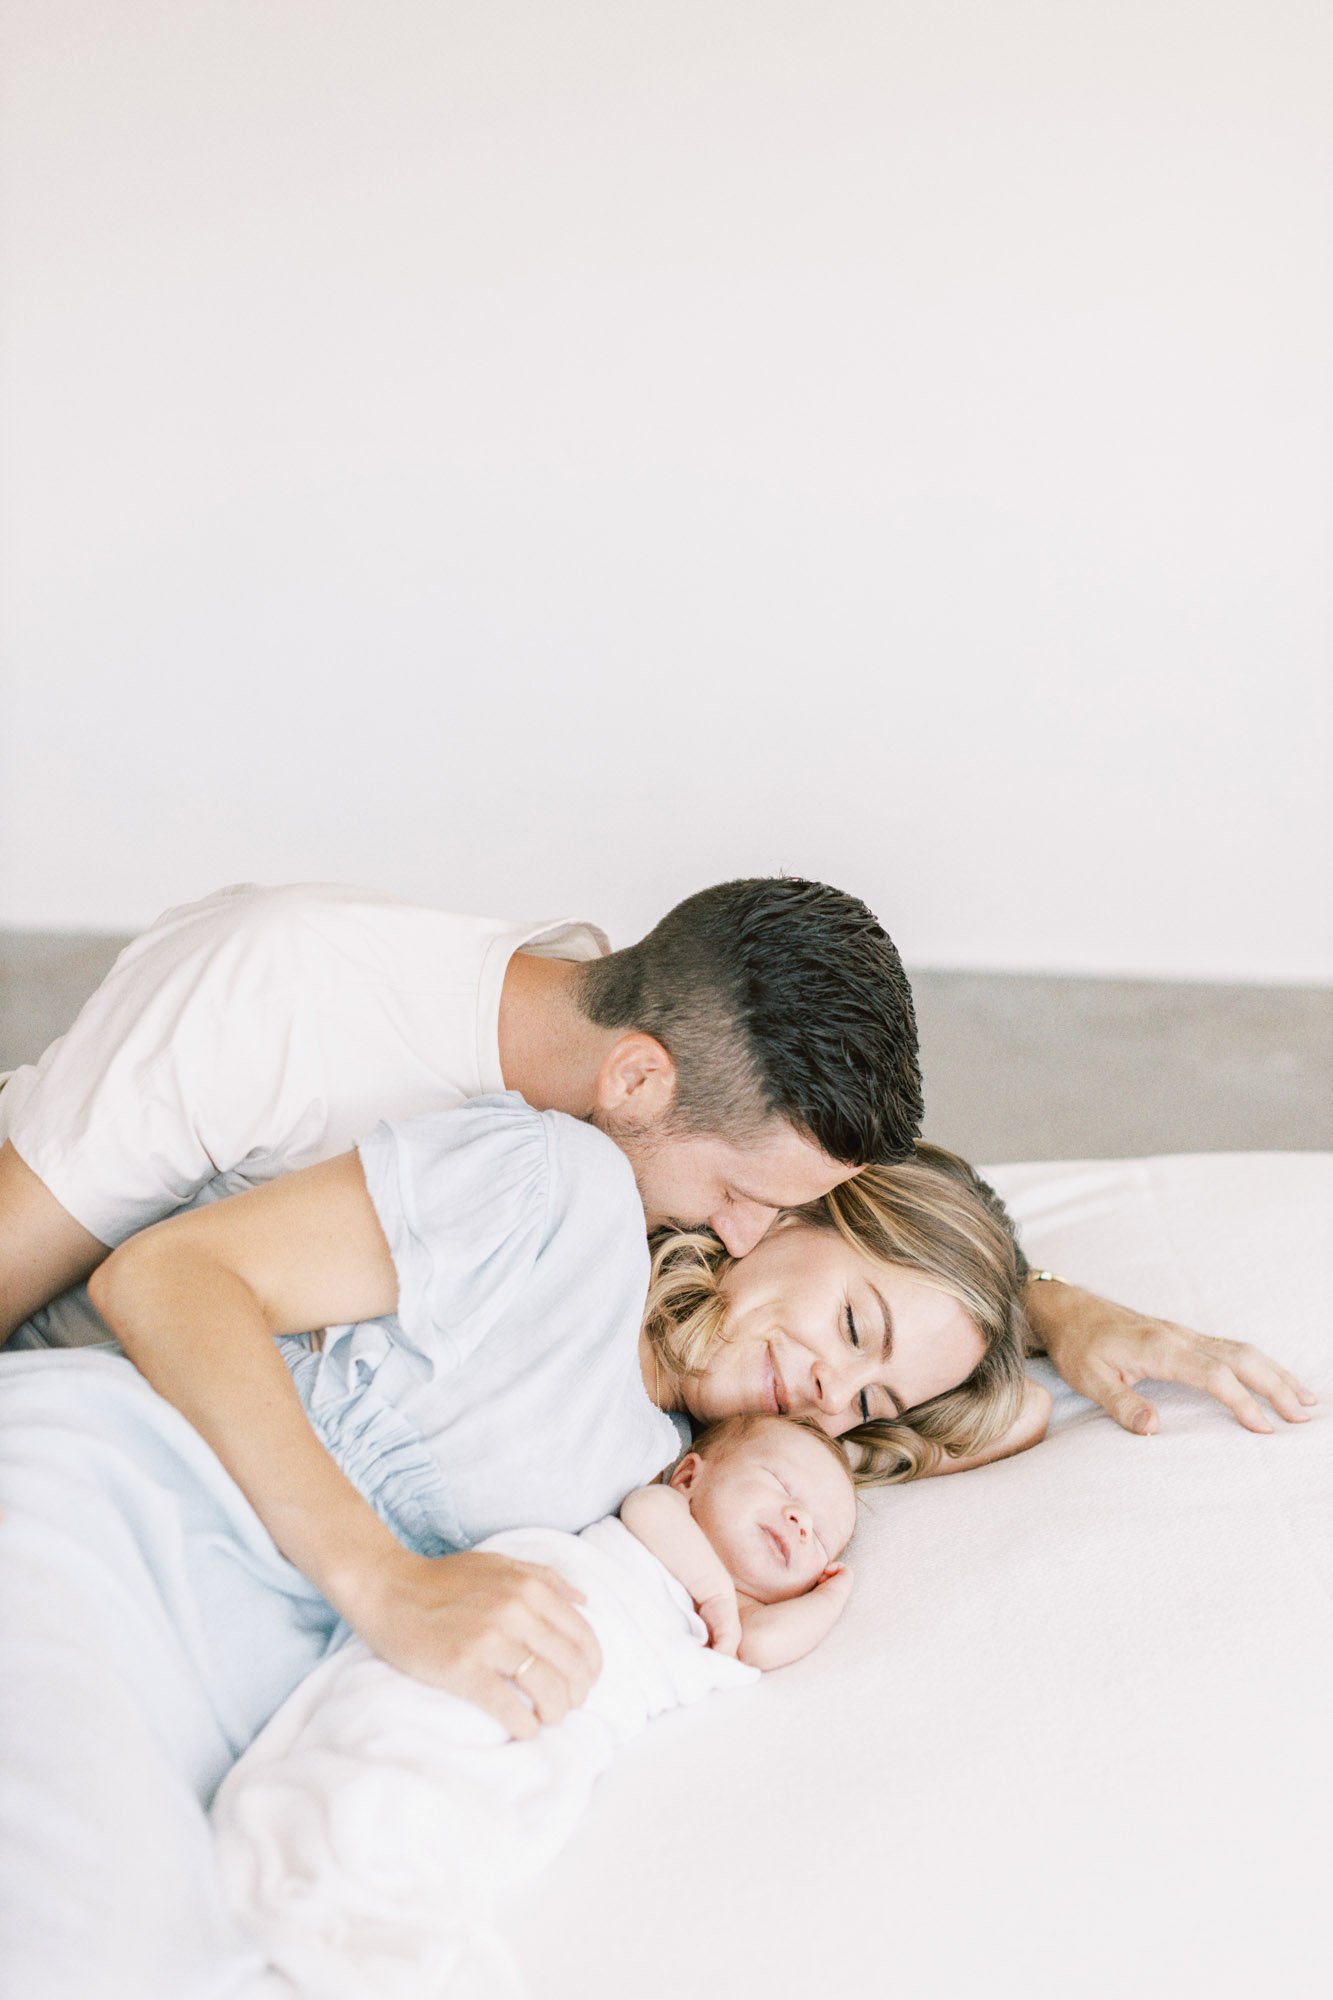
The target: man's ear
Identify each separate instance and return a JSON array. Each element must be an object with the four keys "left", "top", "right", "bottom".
[
  {"left": 592, "top": 1032, "right": 677, "bottom": 1129},
  {"left": 667, "top": 1451, "right": 704, "bottom": 1497}
]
